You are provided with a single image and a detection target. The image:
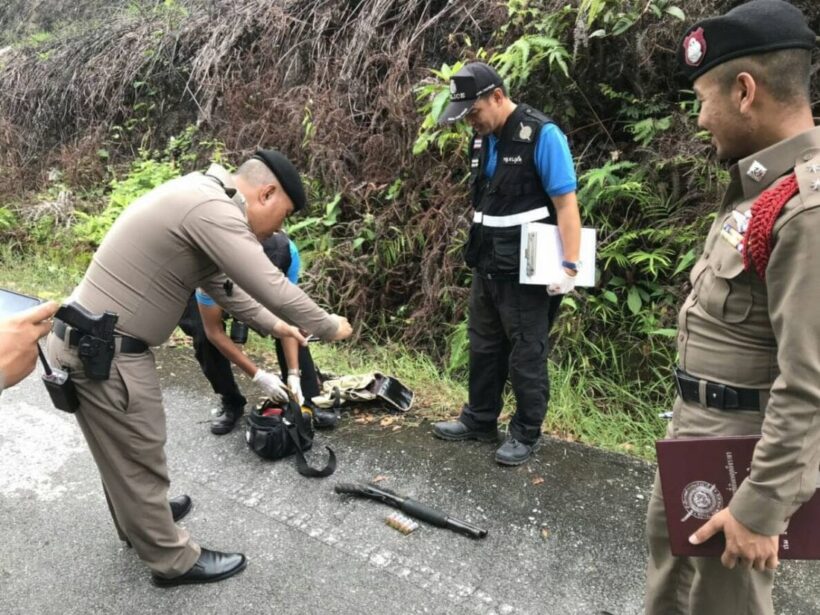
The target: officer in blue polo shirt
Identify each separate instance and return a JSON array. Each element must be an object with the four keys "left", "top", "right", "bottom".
[
  {"left": 179, "top": 232, "right": 325, "bottom": 434},
  {"left": 432, "top": 61, "right": 582, "bottom": 465}
]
